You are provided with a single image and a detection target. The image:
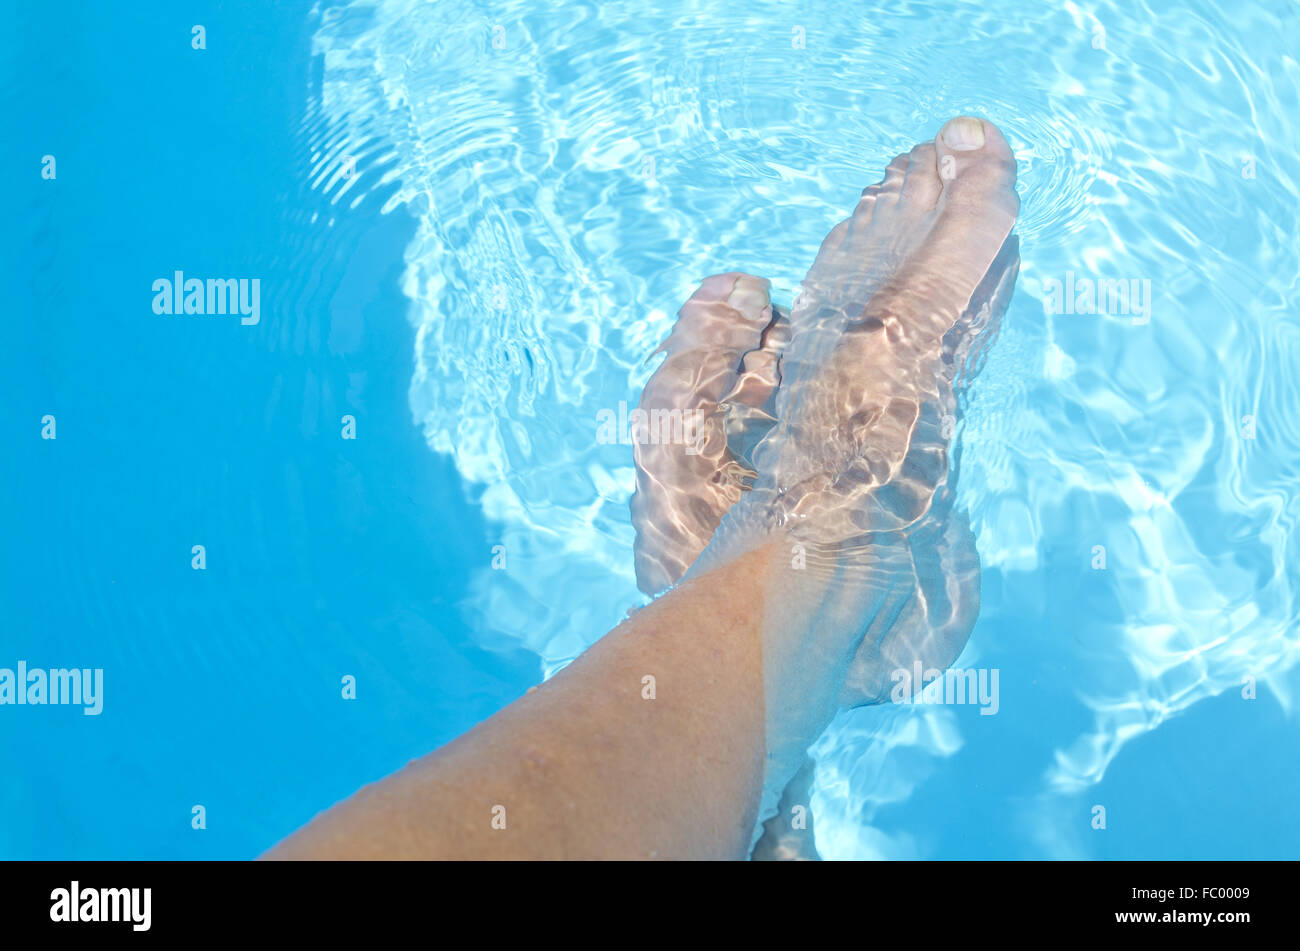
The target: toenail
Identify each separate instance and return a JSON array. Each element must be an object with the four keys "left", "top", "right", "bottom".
[{"left": 941, "top": 116, "right": 985, "bottom": 151}]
